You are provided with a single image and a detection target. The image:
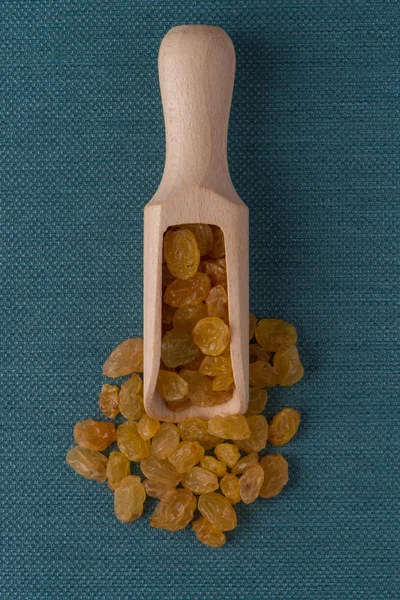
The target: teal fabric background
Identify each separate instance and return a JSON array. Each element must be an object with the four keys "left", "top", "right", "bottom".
[{"left": 1, "top": 1, "right": 399, "bottom": 599}]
